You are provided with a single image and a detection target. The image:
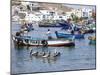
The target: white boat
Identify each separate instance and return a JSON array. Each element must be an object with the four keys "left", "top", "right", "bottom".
[{"left": 13, "top": 36, "right": 75, "bottom": 47}]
